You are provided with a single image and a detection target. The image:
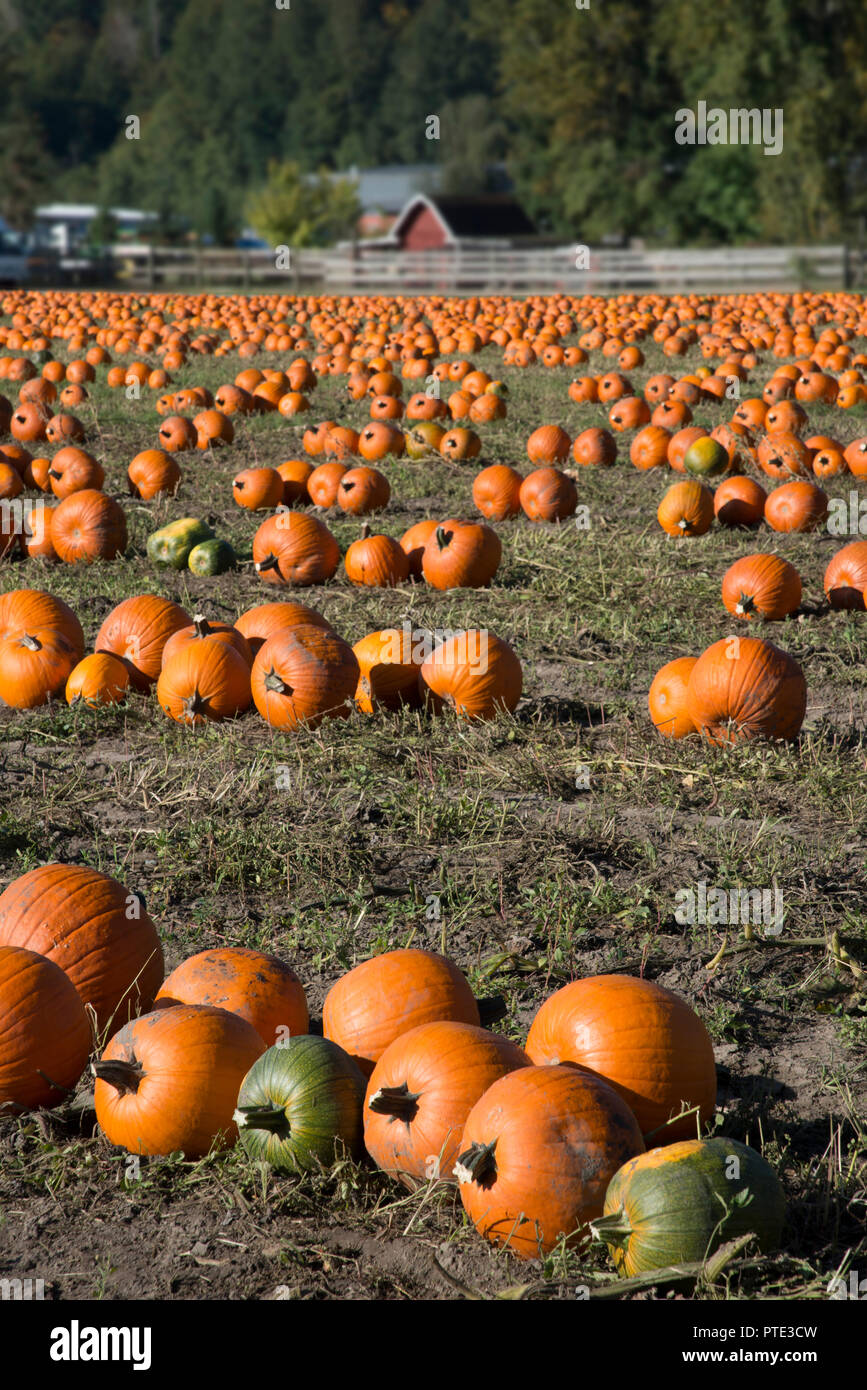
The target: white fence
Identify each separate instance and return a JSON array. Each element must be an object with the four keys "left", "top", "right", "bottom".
[{"left": 107, "top": 242, "right": 854, "bottom": 294}]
